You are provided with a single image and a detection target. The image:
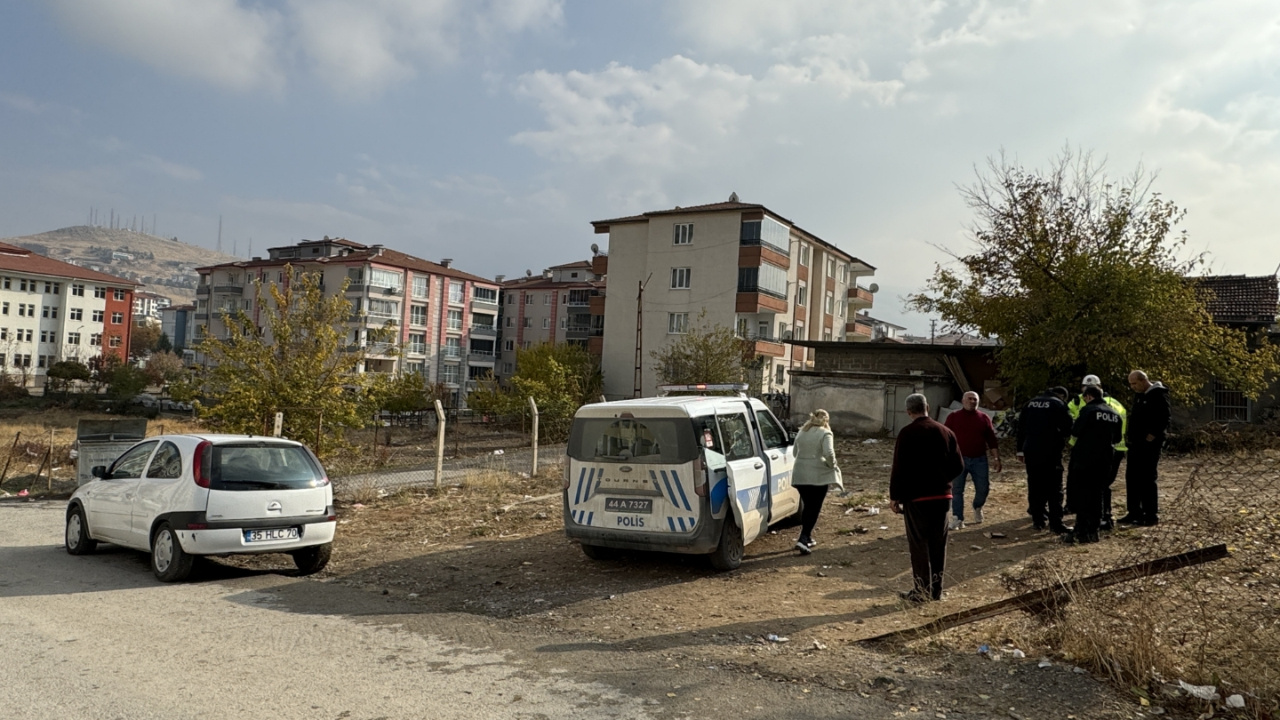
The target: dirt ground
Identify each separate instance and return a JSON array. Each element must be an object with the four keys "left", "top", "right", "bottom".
[{"left": 224, "top": 438, "right": 1226, "bottom": 719}]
